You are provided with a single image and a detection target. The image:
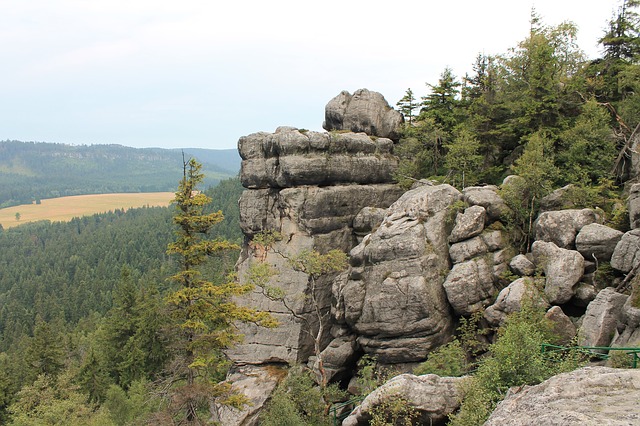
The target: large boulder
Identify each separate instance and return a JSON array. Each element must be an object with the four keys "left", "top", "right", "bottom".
[
  {"left": 443, "top": 251, "right": 509, "bottom": 316},
  {"left": 534, "top": 209, "right": 599, "bottom": 249},
  {"left": 448, "top": 230, "right": 506, "bottom": 264},
  {"left": 531, "top": 241, "right": 585, "bottom": 305},
  {"left": 545, "top": 306, "right": 577, "bottom": 345},
  {"left": 342, "top": 374, "right": 464, "bottom": 426},
  {"left": 239, "top": 128, "right": 398, "bottom": 189},
  {"left": 578, "top": 287, "right": 628, "bottom": 348},
  {"left": 484, "top": 277, "right": 549, "bottom": 326},
  {"left": 334, "top": 184, "right": 461, "bottom": 363},
  {"left": 462, "top": 185, "right": 509, "bottom": 222},
  {"left": 448, "top": 205, "right": 486, "bottom": 243},
  {"left": 323, "top": 89, "right": 404, "bottom": 140},
  {"left": 575, "top": 223, "right": 623, "bottom": 262},
  {"left": 485, "top": 367, "right": 640, "bottom": 425},
  {"left": 611, "top": 229, "right": 640, "bottom": 273},
  {"left": 230, "top": 127, "right": 404, "bottom": 366}
]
